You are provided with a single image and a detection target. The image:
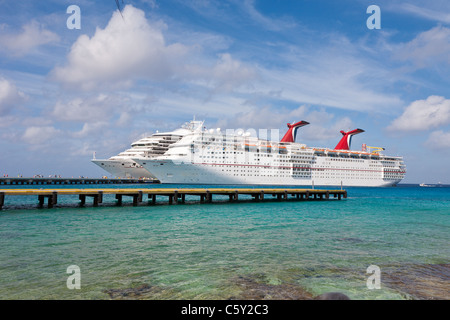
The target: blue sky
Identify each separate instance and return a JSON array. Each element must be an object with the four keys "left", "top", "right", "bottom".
[{"left": 1, "top": 0, "right": 450, "bottom": 183}]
